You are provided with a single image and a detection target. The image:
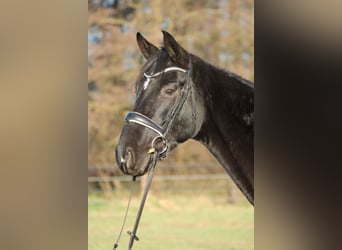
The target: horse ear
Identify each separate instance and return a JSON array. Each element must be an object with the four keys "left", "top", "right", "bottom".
[
  {"left": 162, "top": 30, "right": 190, "bottom": 68},
  {"left": 136, "top": 32, "right": 159, "bottom": 59}
]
